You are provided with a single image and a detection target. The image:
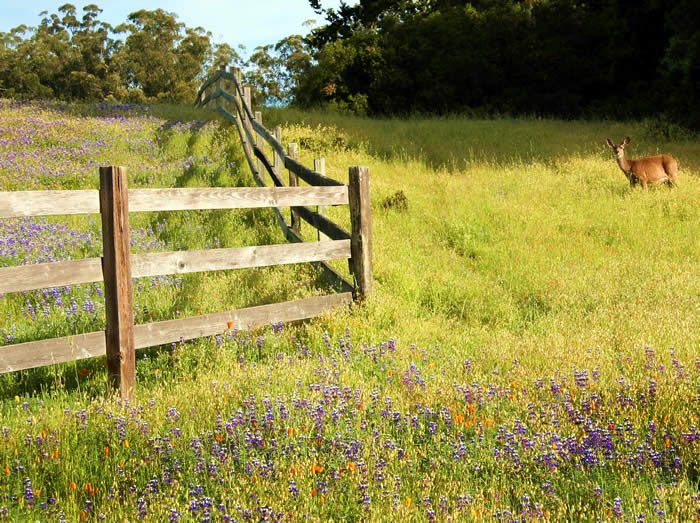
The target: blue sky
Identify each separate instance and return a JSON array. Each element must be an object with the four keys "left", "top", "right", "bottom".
[{"left": 0, "top": 0, "right": 343, "bottom": 55}]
